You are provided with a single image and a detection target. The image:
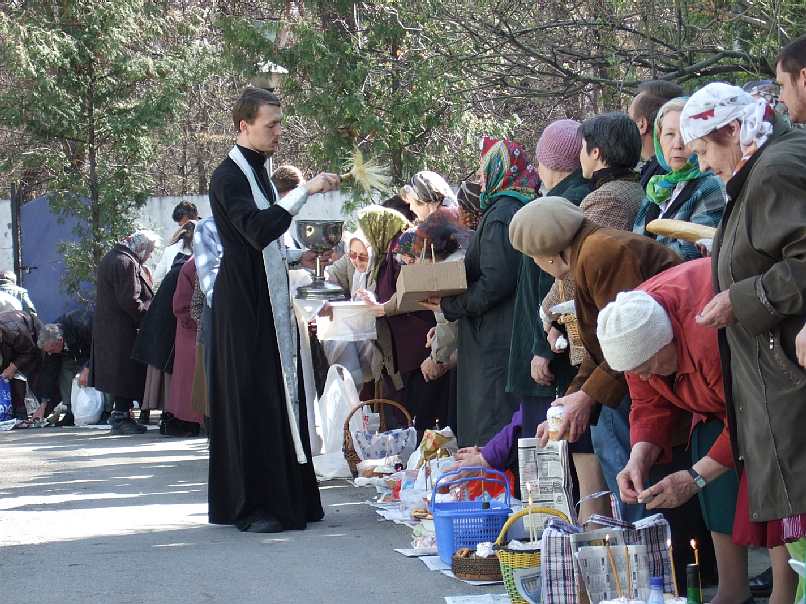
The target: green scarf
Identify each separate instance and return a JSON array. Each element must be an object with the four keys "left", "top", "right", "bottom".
[{"left": 645, "top": 128, "right": 701, "bottom": 206}]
